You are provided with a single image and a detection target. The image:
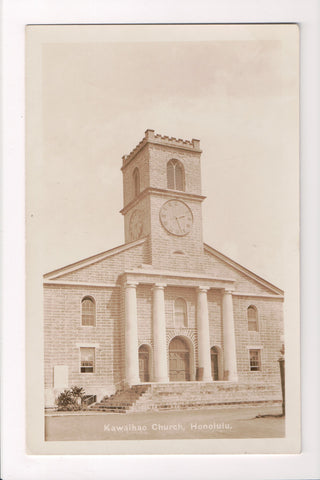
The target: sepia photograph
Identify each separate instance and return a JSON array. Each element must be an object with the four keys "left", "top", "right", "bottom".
[{"left": 25, "top": 24, "right": 300, "bottom": 455}]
